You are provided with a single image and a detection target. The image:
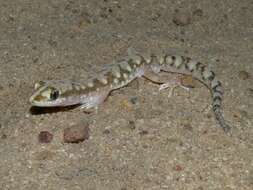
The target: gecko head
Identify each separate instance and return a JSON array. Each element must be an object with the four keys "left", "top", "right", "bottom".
[{"left": 29, "top": 81, "right": 63, "bottom": 107}]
